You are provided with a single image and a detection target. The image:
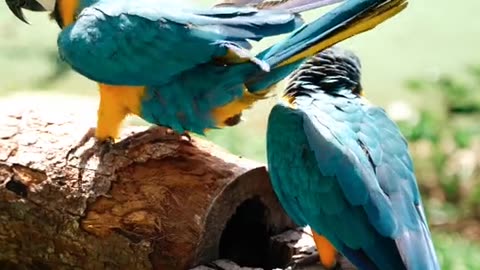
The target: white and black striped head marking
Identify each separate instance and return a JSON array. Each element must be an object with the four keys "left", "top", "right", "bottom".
[{"left": 285, "top": 46, "right": 363, "bottom": 97}]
